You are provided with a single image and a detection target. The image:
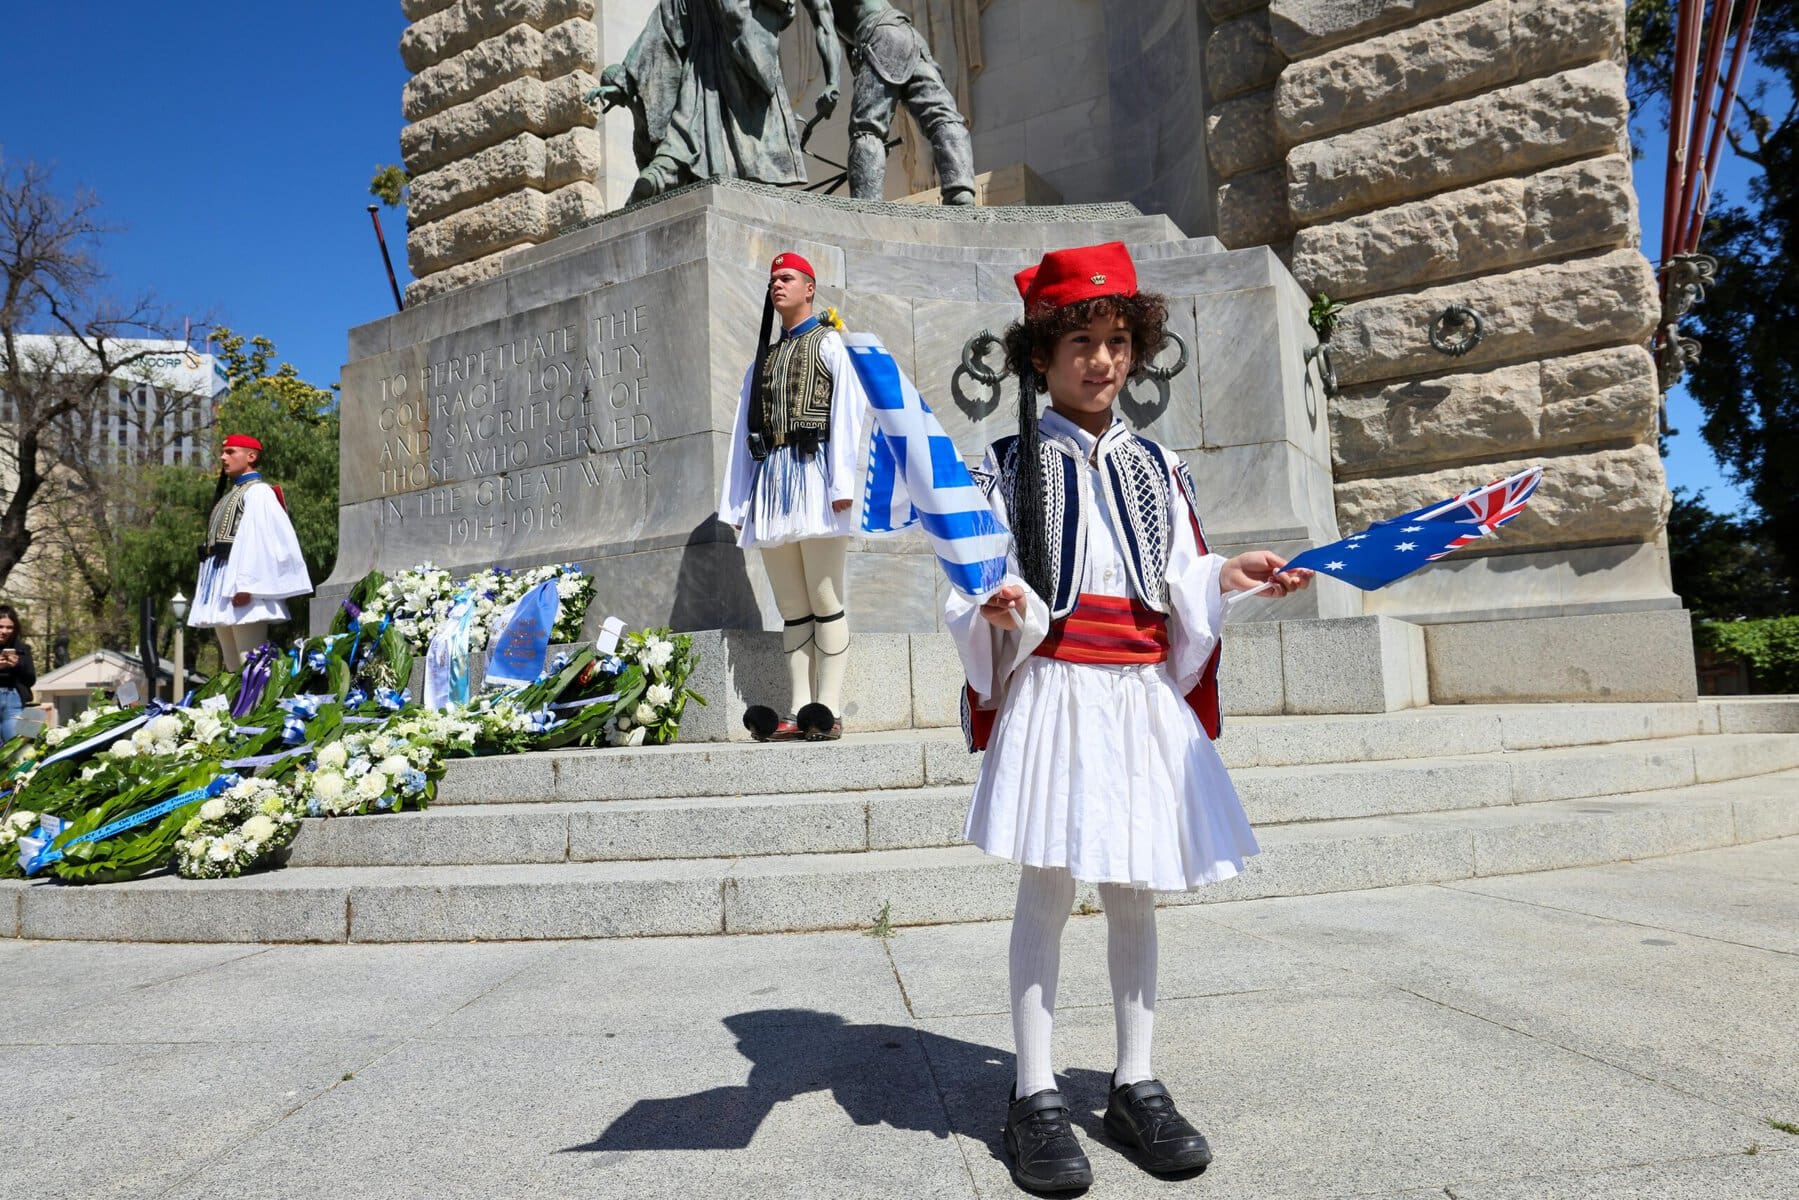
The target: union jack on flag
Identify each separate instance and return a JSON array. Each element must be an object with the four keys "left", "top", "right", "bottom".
[{"left": 1280, "top": 467, "right": 1545, "bottom": 592}]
